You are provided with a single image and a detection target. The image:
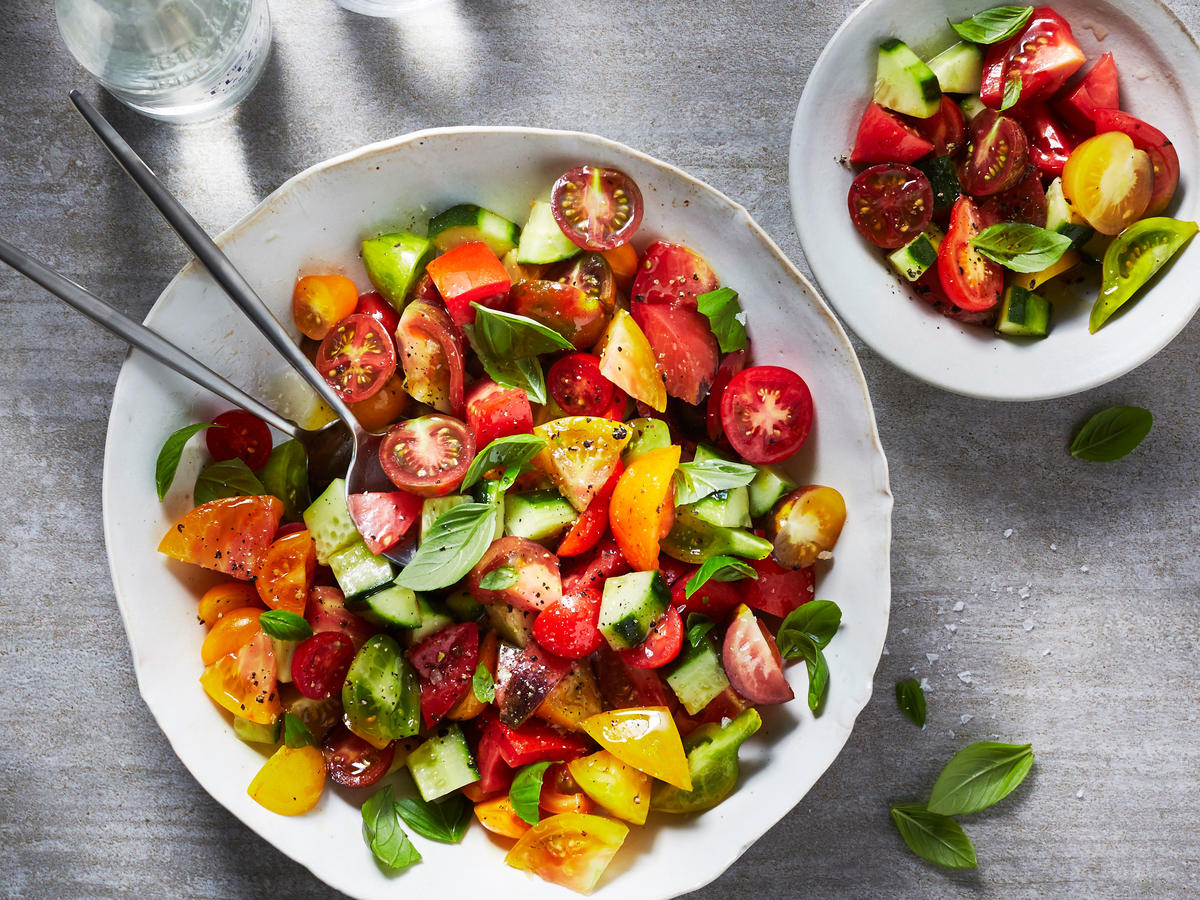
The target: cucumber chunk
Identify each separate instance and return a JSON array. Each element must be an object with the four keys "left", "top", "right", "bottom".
[
  {"left": 445, "top": 588, "right": 485, "bottom": 623},
  {"left": 959, "top": 95, "right": 987, "bottom": 121},
  {"left": 927, "top": 41, "right": 983, "bottom": 94},
  {"left": 995, "top": 285, "right": 1051, "bottom": 338},
  {"left": 873, "top": 38, "right": 942, "bottom": 119},
  {"left": 428, "top": 203, "right": 521, "bottom": 257},
  {"left": 420, "top": 495, "right": 469, "bottom": 543},
  {"left": 747, "top": 465, "right": 798, "bottom": 520},
  {"left": 1045, "top": 177, "right": 1094, "bottom": 249},
  {"left": 328, "top": 541, "right": 396, "bottom": 602},
  {"left": 599, "top": 571, "right": 671, "bottom": 650},
  {"left": 887, "top": 225, "right": 944, "bottom": 282},
  {"left": 303, "top": 478, "right": 360, "bottom": 565},
  {"left": 689, "top": 445, "right": 751, "bottom": 528},
  {"left": 505, "top": 490, "right": 578, "bottom": 542},
  {"left": 406, "top": 724, "right": 479, "bottom": 801},
  {"left": 361, "top": 232, "right": 435, "bottom": 308},
  {"left": 363, "top": 583, "right": 422, "bottom": 628},
  {"left": 916, "top": 155, "right": 962, "bottom": 213},
  {"left": 516, "top": 201, "right": 581, "bottom": 265},
  {"left": 233, "top": 716, "right": 281, "bottom": 745},
  {"left": 666, "top": 638, "right": 730, "bottom": 715}
]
